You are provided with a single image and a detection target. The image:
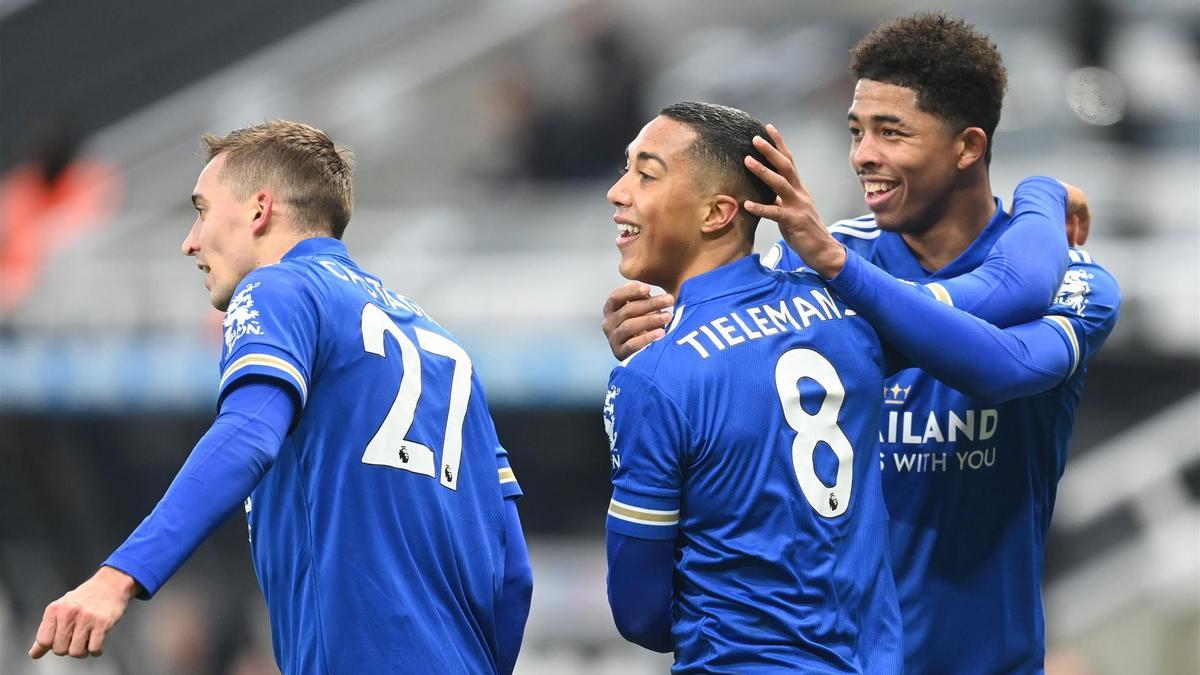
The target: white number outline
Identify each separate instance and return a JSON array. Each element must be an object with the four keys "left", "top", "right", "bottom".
[
  {"left": 774, "top": 348, "right": 855, "bottom": 517},
  {"left": 360, "top": 303, "right": 472, "bottom": 490}
]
